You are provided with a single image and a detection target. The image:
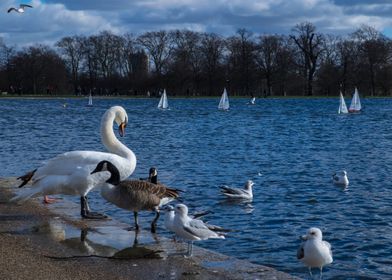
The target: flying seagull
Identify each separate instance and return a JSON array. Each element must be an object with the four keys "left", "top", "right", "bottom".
[{"left": 8, "top": 4, "right": 33, "bottom": 13}]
